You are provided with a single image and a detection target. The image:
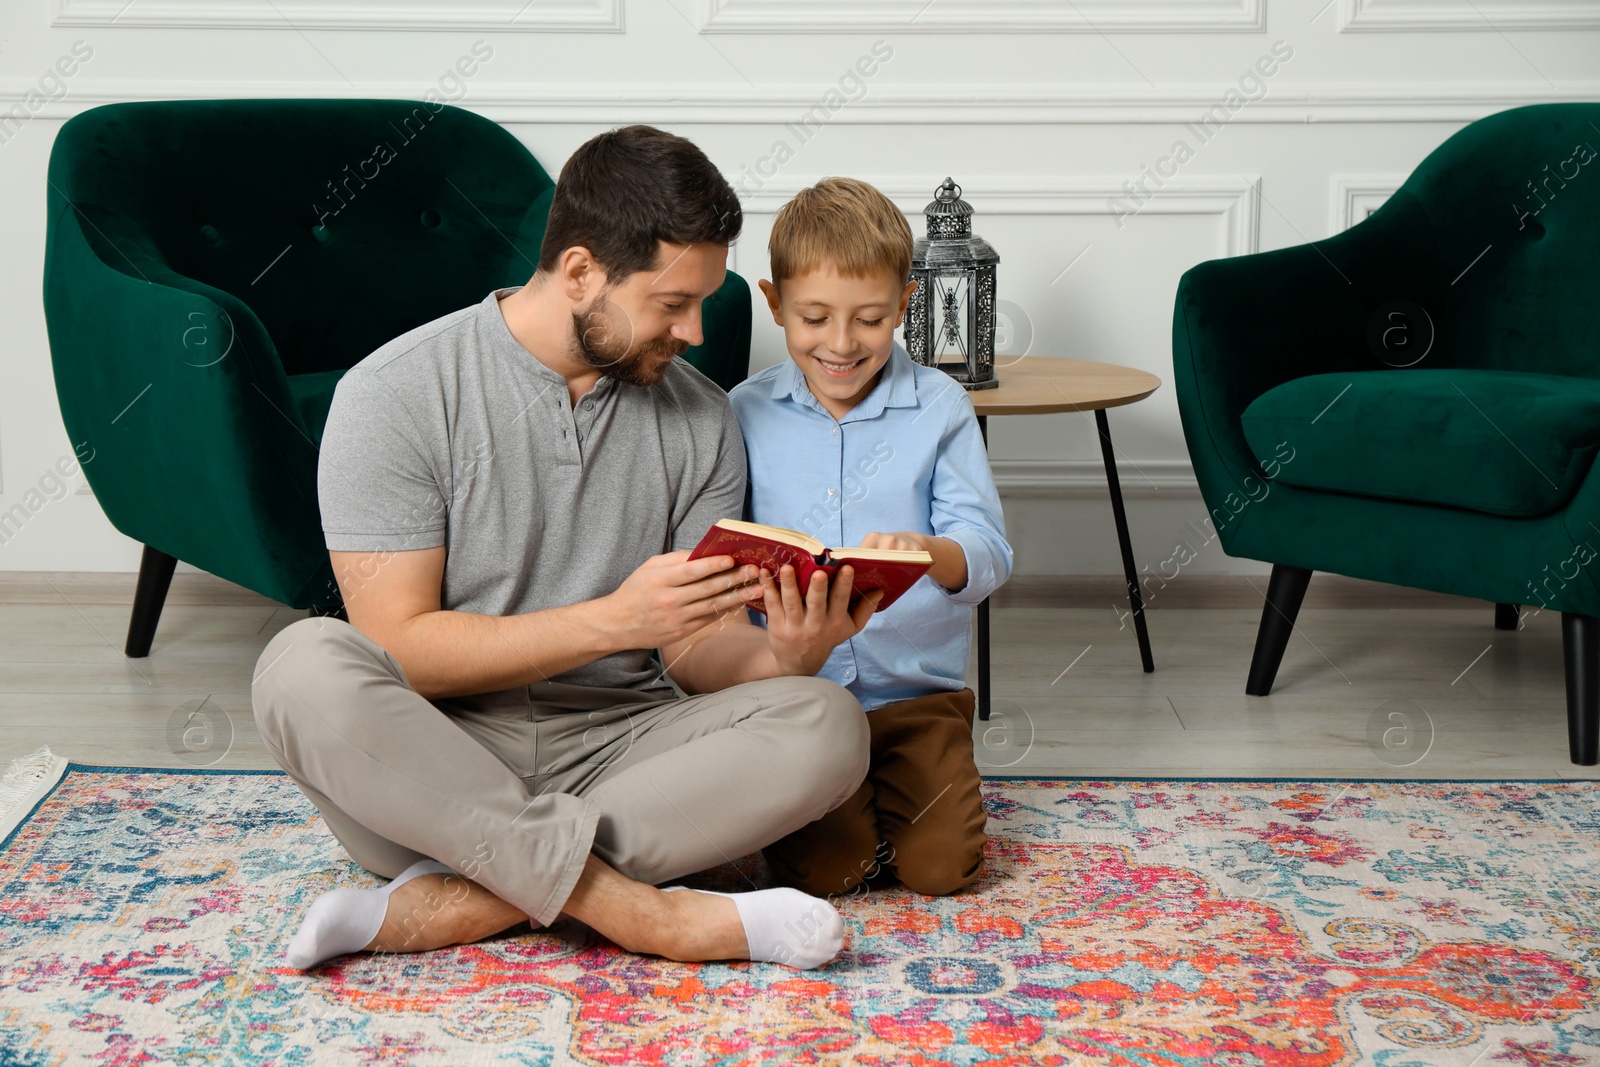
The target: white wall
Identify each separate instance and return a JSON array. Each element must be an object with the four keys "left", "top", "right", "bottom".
[{"left": 1, "top": 0, "right": 1596, "bottom": 577}]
